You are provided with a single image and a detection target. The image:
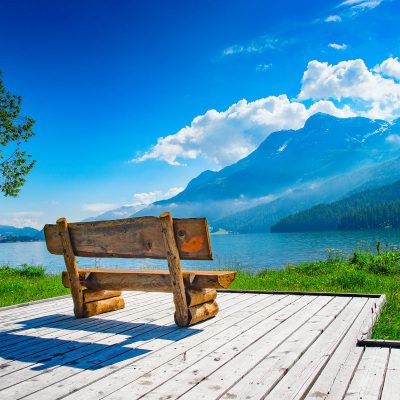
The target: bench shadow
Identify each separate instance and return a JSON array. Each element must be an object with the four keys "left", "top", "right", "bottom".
[{"left": 0, "top": 314, "right": 201, "bottom": 371}]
